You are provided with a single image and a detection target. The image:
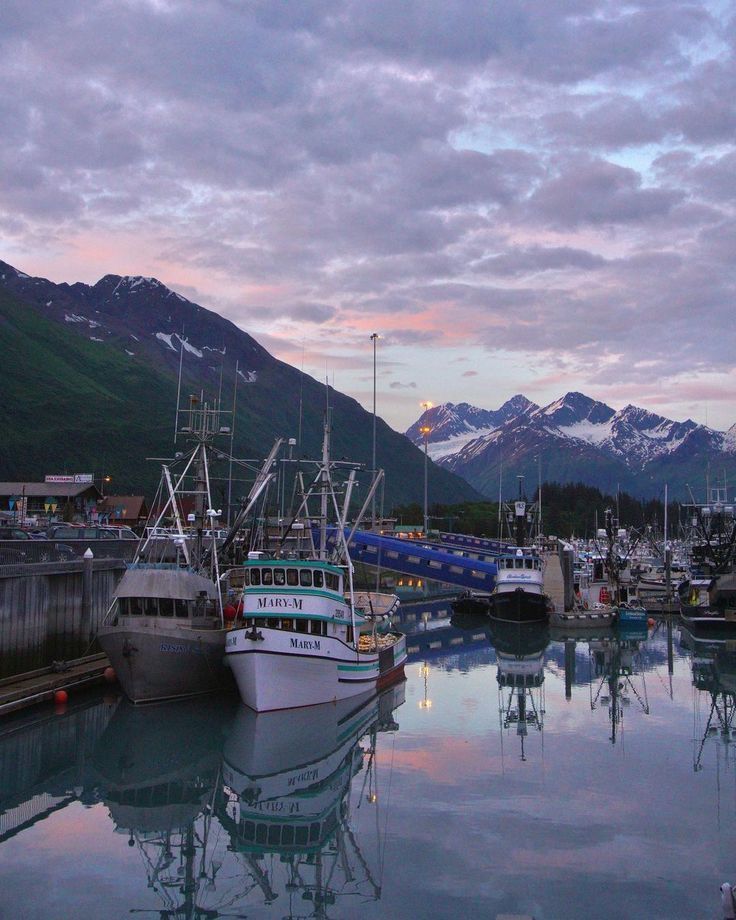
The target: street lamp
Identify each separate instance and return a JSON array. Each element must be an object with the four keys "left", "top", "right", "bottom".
[
  {"left": 419, "top": 400, "right": 433, "bottom": 538},
  {"left": 370, "top": 333, "right": 379, "bottom": 529}
]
